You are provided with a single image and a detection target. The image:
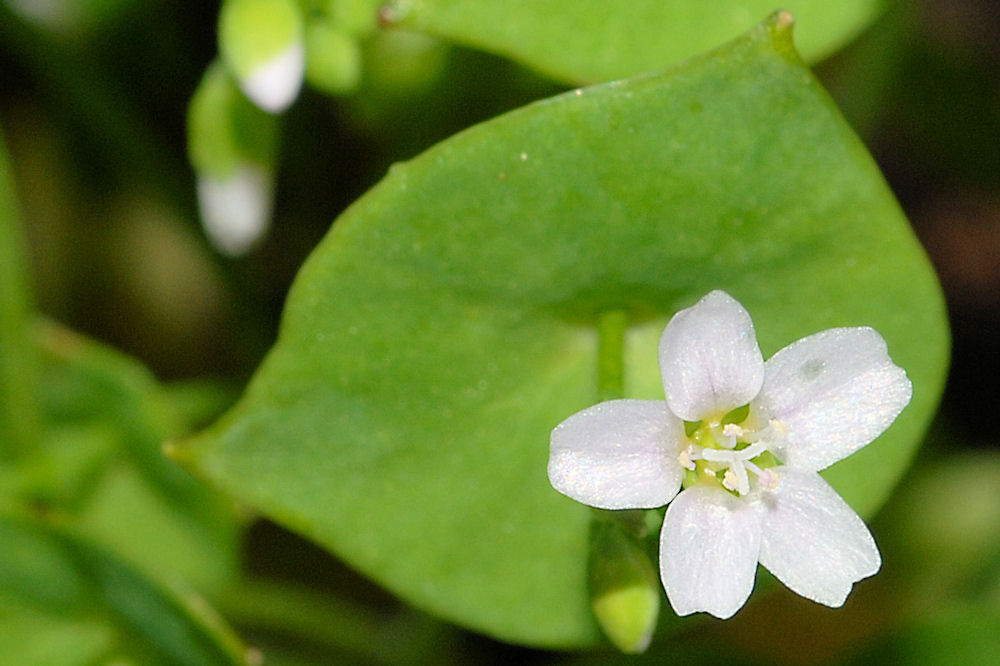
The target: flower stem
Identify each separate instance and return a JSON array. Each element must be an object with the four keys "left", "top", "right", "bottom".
[
  {"left": 597, "top": 310, "right": 627, "bottom": 402},
  {"left": 594, "top": 310, "right": 657, "bottom": 539}
]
